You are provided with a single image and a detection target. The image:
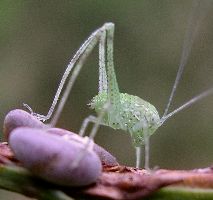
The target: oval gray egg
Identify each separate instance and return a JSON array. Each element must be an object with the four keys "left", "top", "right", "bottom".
[
  {"left": 47, "top": 128, "right": 118, "bottom": 166},
  {"left": 9, "top": 127, "right": 102, "bottom": 186},
  {"left": 4, "top": 109, "right": 118, "bottom": 166},
  {"left": 4, "top": 109, "right": 47, "bottom": 140}
]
